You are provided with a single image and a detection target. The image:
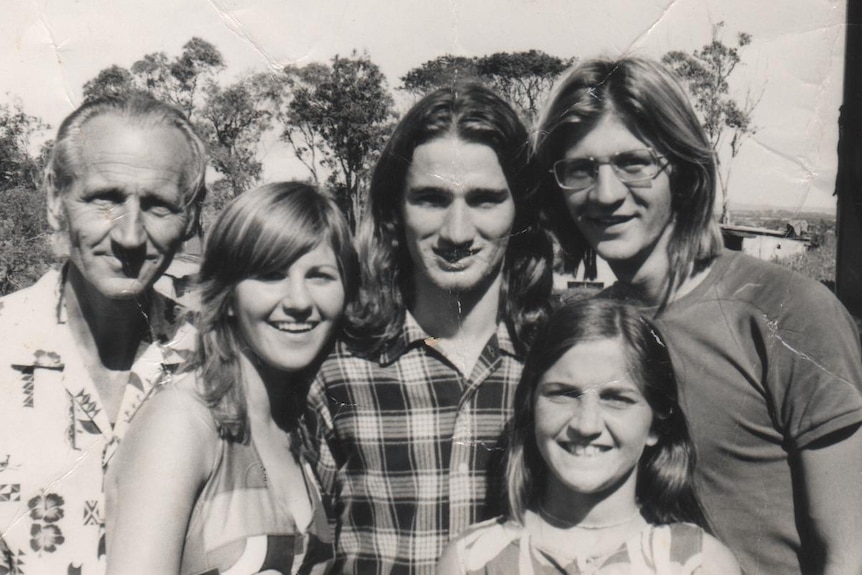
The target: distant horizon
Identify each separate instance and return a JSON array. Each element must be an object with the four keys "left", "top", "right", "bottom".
[{"left": 728, "top": 201, "right": 836, "bottom": 216}]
